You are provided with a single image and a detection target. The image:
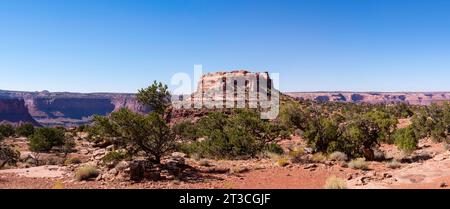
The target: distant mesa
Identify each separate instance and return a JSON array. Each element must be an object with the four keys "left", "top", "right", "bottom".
[
  {"left": 285, "top": 92, "right": 450, "bottom": 105},
  {"left": 2, "top": 71, "right": 450, "bottom": 127}
]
